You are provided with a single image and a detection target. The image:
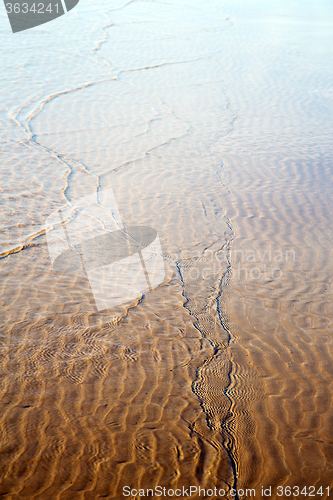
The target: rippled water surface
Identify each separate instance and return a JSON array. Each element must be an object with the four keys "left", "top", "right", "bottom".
[{"left": 1, "top": 0, "right": 333, "bottom": 498}]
